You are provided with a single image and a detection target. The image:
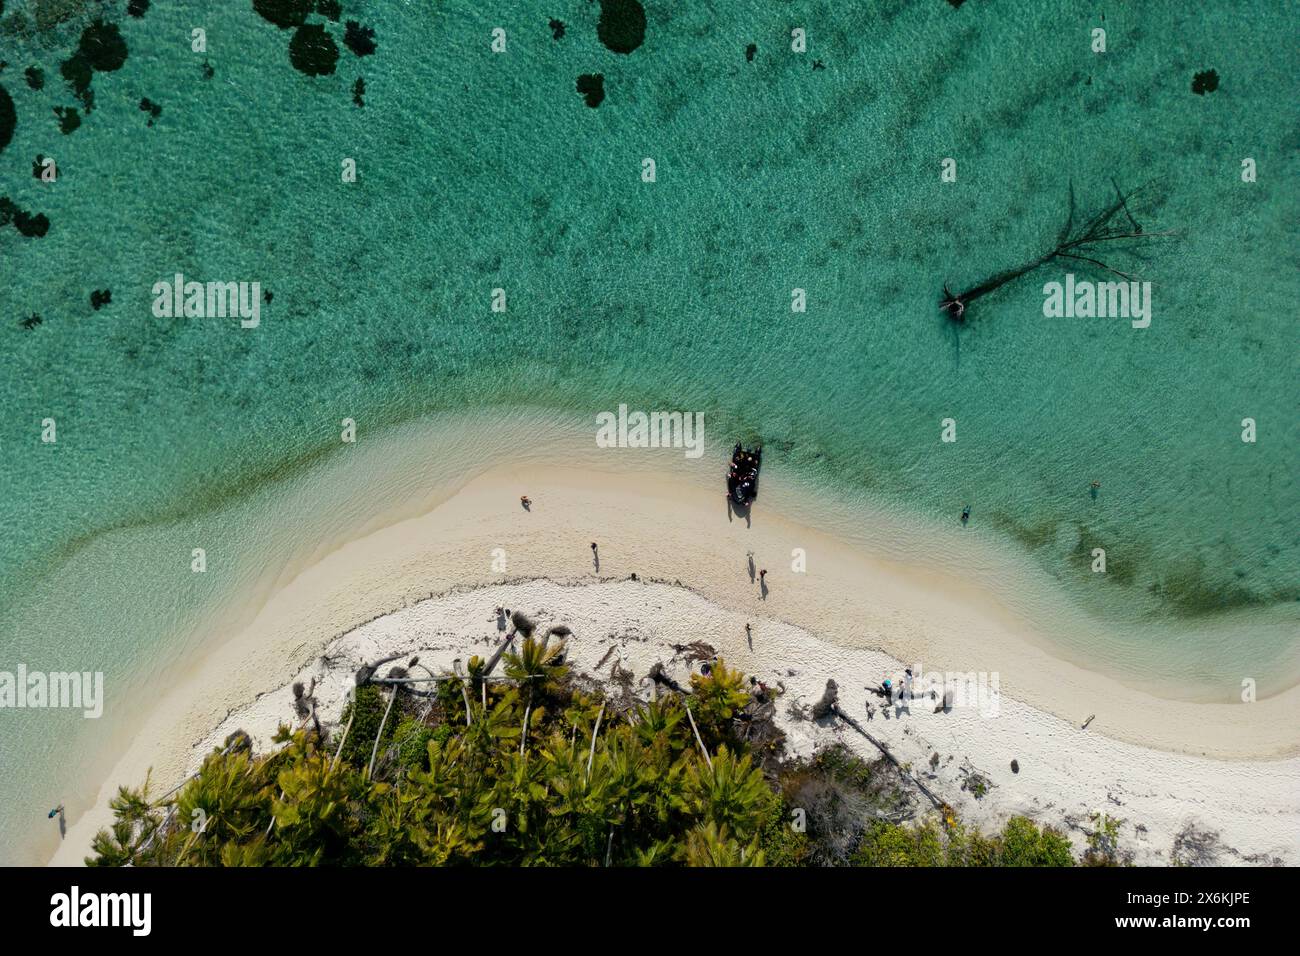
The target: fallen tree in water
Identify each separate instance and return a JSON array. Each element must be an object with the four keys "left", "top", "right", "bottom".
[{"left": 940, "top": 180, "right": 1176, "bottom": 323}]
